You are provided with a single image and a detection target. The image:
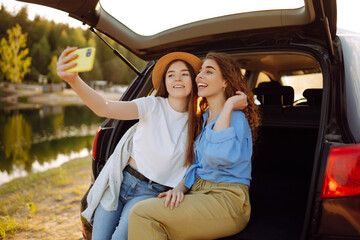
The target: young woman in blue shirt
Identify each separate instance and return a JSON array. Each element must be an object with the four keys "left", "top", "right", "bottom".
[{"left": 128, "top": 52, "right": 260, "bottom": 239}]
